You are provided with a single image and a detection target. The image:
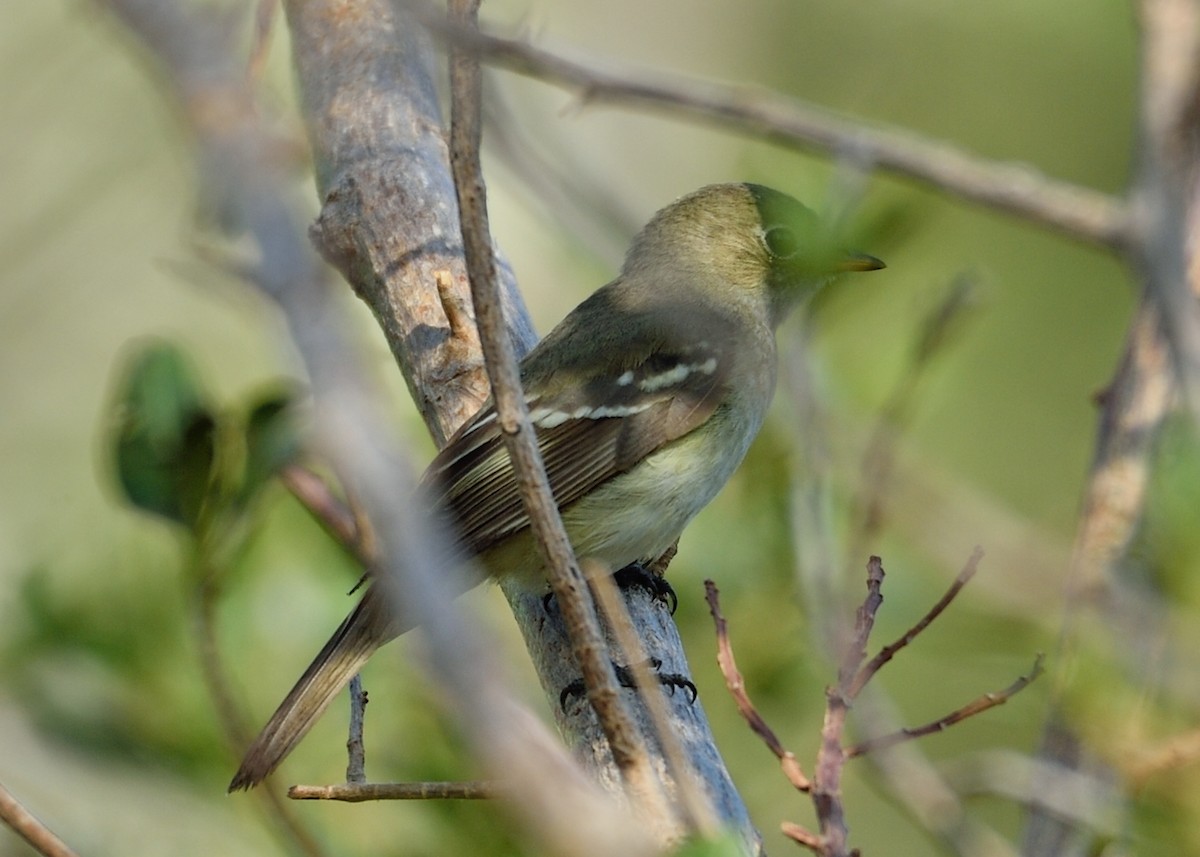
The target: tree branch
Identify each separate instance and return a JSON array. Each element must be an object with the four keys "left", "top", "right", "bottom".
[
  {"left": 278, "top": 1, "right": 763, "bottom": 851},
  {"left": 445, "top": 0, "right": 674, "bottom": 829},
  {"left": 417, "top": 6, "right": 1130, "bottom": 249}
]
